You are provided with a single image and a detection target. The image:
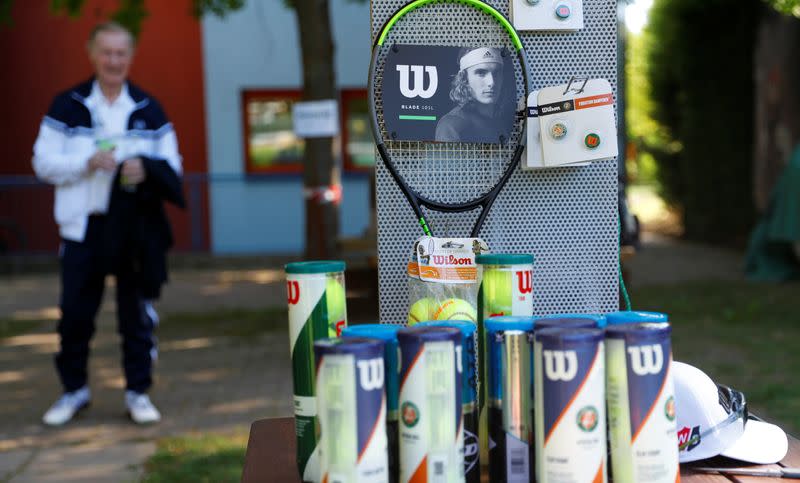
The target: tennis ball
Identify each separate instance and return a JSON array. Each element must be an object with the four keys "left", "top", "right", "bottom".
[
  {"left": 326, "top": 278, "right": 346, "bottom": 337},
  {"left": 407, "top": 297, "right": 437, "bottom": 326},
  {"left": 481, "top": 269, "right": 512, "bottom": 317},
  {"left": 434, "top": 298, "right": 477, "bottom": 322}
]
